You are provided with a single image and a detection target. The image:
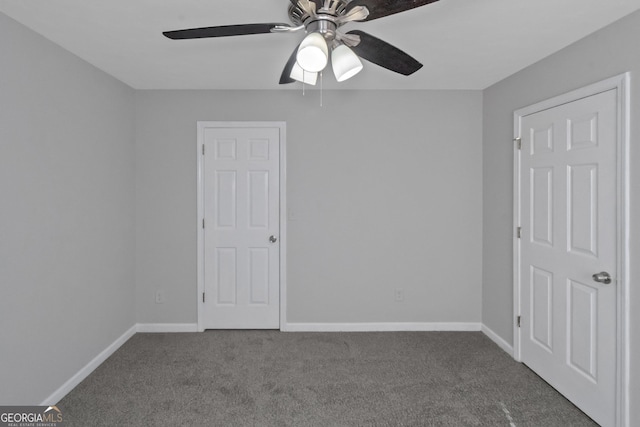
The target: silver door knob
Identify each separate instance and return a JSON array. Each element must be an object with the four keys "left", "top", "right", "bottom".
[
  {"left": 269, "top": 235, "right": 277, "bottom": 243},
  {"left": 592, "top": 271, "right": 612, "bottom": 284}
]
